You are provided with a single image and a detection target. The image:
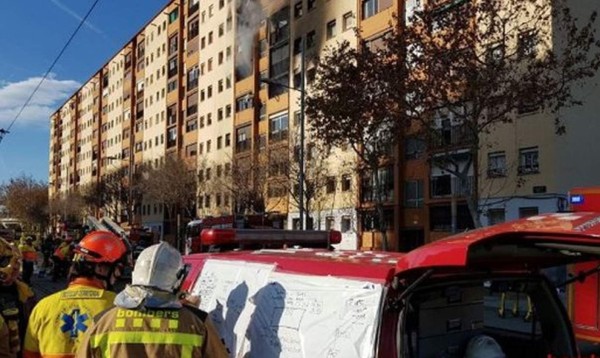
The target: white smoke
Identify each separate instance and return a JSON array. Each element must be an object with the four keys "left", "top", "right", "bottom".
[{"left": 235, "top": 0, "right": 264, "bottom": 78}]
